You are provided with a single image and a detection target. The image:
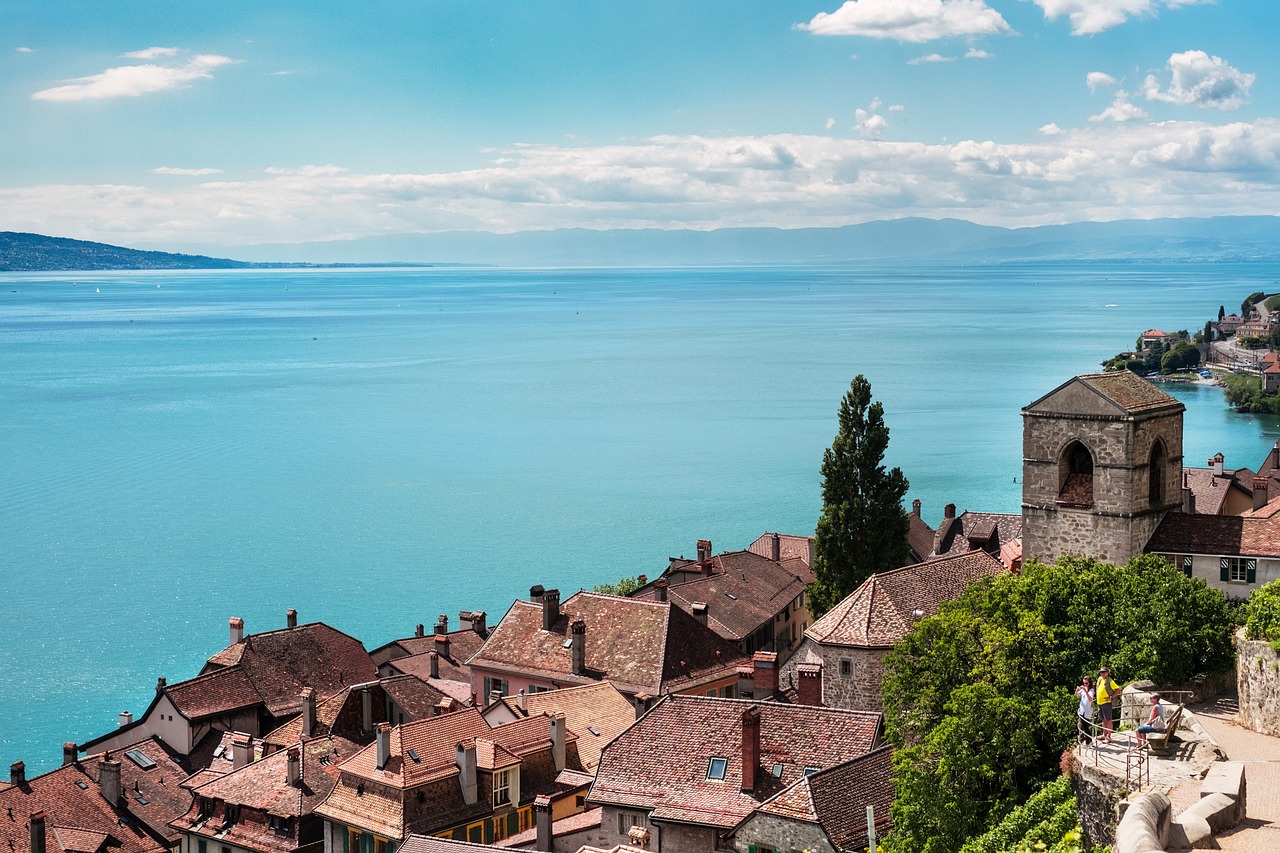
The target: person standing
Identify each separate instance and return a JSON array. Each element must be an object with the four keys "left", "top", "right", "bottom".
[
  {"left": 1096, "top": 666, "right": 1120, "bottom": 743},
  {"left": 1075, "top": 675, "right": 1095, "bottom": 743}
]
